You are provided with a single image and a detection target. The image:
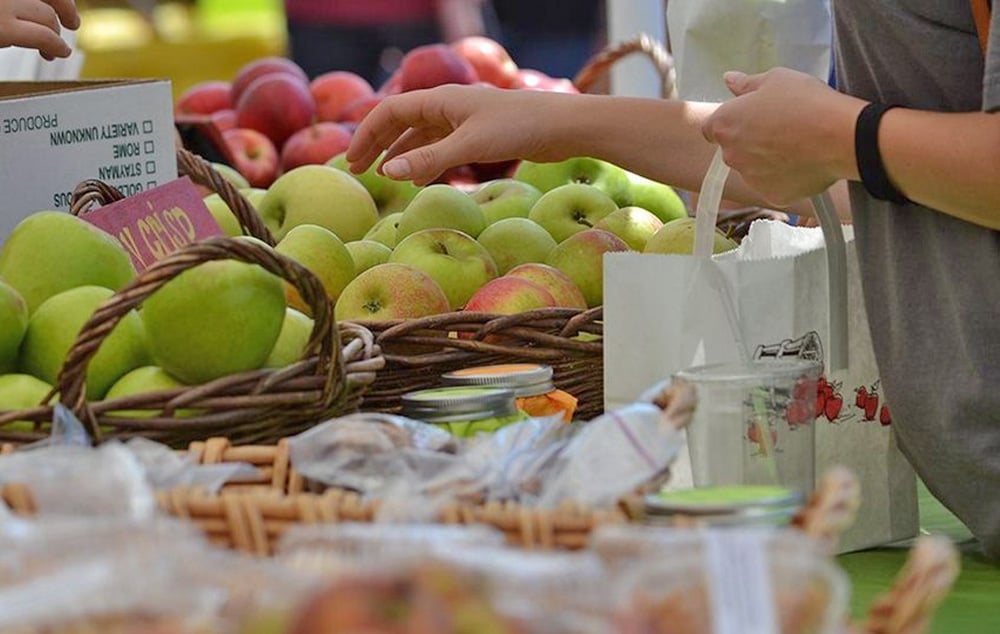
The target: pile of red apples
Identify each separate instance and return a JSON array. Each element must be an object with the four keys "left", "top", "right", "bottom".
[{"left": 174, "top": 37, "right": 578, "bottom": 189}]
